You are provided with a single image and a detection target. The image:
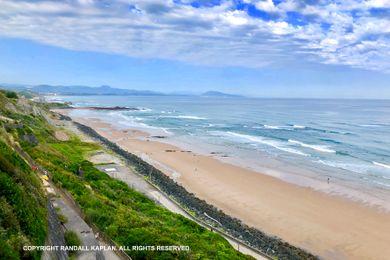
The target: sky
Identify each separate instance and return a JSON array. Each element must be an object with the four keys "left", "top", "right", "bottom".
[{"left": 0, "top": 0, "right": 389, "bottom": 98}]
